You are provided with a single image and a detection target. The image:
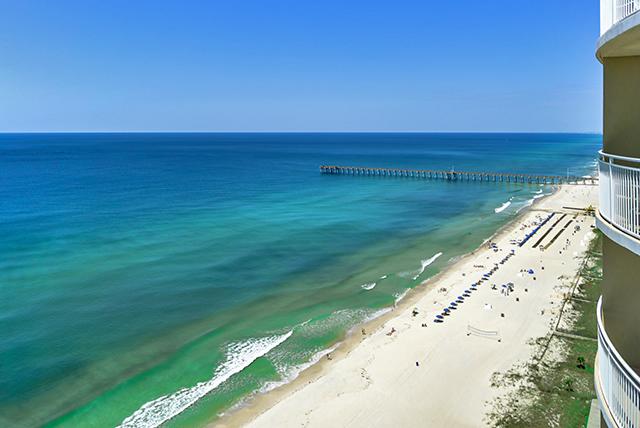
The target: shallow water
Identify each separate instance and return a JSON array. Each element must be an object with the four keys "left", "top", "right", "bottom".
[{"left": 0, "top": 133, "right": 600, "bottom": 427}]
